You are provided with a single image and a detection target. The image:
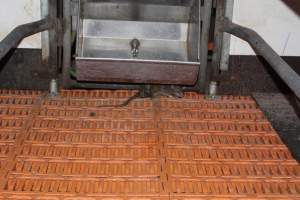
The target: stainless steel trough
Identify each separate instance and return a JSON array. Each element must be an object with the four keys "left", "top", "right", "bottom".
[{"left": 75, "top": 0, "right": 201, "bottom": 85}]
